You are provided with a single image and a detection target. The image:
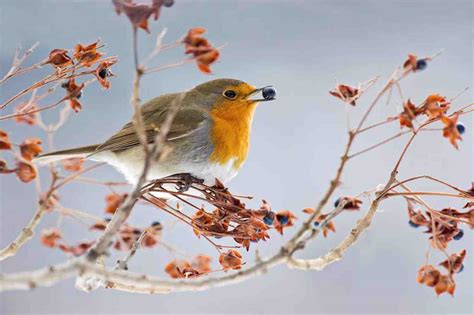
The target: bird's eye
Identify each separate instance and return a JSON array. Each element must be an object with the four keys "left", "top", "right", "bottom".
[{"left": 223, "top": 90, "right": 237, "bottom": 99}]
